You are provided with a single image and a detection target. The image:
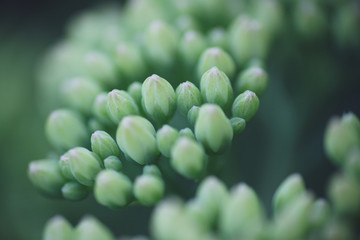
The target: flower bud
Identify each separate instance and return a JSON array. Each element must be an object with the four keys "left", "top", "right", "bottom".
[
  {"left": 236, "top": 66, "right": 268, "bottom": 96},
  {"left": 187, "top": 106, "right": 200, "bottom": 126},
  {"left": 176, "top": 15, "right": 200, "bottom": 33},
  {"left": 143, "top": 165, "right": 162, "bottom": 178},
  {"left": 94, "top": 170, "right": 133, "bottom": 208},
  {"left": 207, "top": 28, "right": 227, "bottom": 49},
  {"left": 88, "top": 118, "right": 104, "bottom": 133},
  {"left": 107, "top": 89, "right": 139, "bottom": 124},
  {"left": 219, "top": 183, "right": 264, "bottom": 239},
  {"left": 142, "top": 74, "right": 176, "bottom": 125},
  {"left": 179, "top": 30, "right": 207, "bottom": 67},
  {"left": 75, "top": 216, "right": 115, "bottom": 240},
  {"left": 116, "top": 116, "right": 159, "bottom": 165},
  {"left": 344, "top": 148, "right": 360, "bottom": 180},
  {"left": 179, "top": 128, "right": 195, "bottom": 140},
  {"left": 61, "top": 77, "right": 102, "bottom": 114},
  {"left": 230, "top": 117, "right": 246, "bottom": 134},
  {"left": 65, "top": 147, "right": 102, "bottom": 187},
  {"left": 62, "top": 182, "right": 89, "bottom": 201},
  {"left": 308, "top": 199, "right": 330, "bottom": 229},
  {"left": 156, "top": 125, "right": 179, "bottom": 157},
  {"left": 45, "top": 109, "right": 88, "bottom": 151},
  {"left": 43, "top": 215, "right": 73, "bottom": 240},
  {"left": 59, "top": 153, "right": 76, "bottom": 181},
  {"left": 273, "top": 173, "right": 305, "bottom": 215},
  {"left": 200, "top": 67, "right": 233, "bottom": 110},
  {"left": 104, "top": 156, "right": 123, "bottom": 172},
  {"left": 185, "top": 199, "right": 213, "bottom": 229},
  {"left": 197, "top": 48, "right": 235, "bottom": 79},
  {"left": 134, "top": 174, "right": 165, "bottom": 206},
  {"left": 127, "top": 82, "right": 143, "bottom": 108},
  {"left": 232, "top": 90, "right": 259, "bottom": 121},
  {"left": 92, "top": 93, "right": 112, "bottom": 124},
  {"left": 195, "top": 104, "right": 233, "bottom": 153},
  {"left": 91, "top": 131, "right": 120, "bottom": 160},
  {"left": 171, "top": 137, "right": 206, "bottom": 179},
  {"left": 28, "top": 159, "right": 66, "bottom": 197},
  {"left": 176, "top": 81, "right": 202, "bottom": 116}
]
